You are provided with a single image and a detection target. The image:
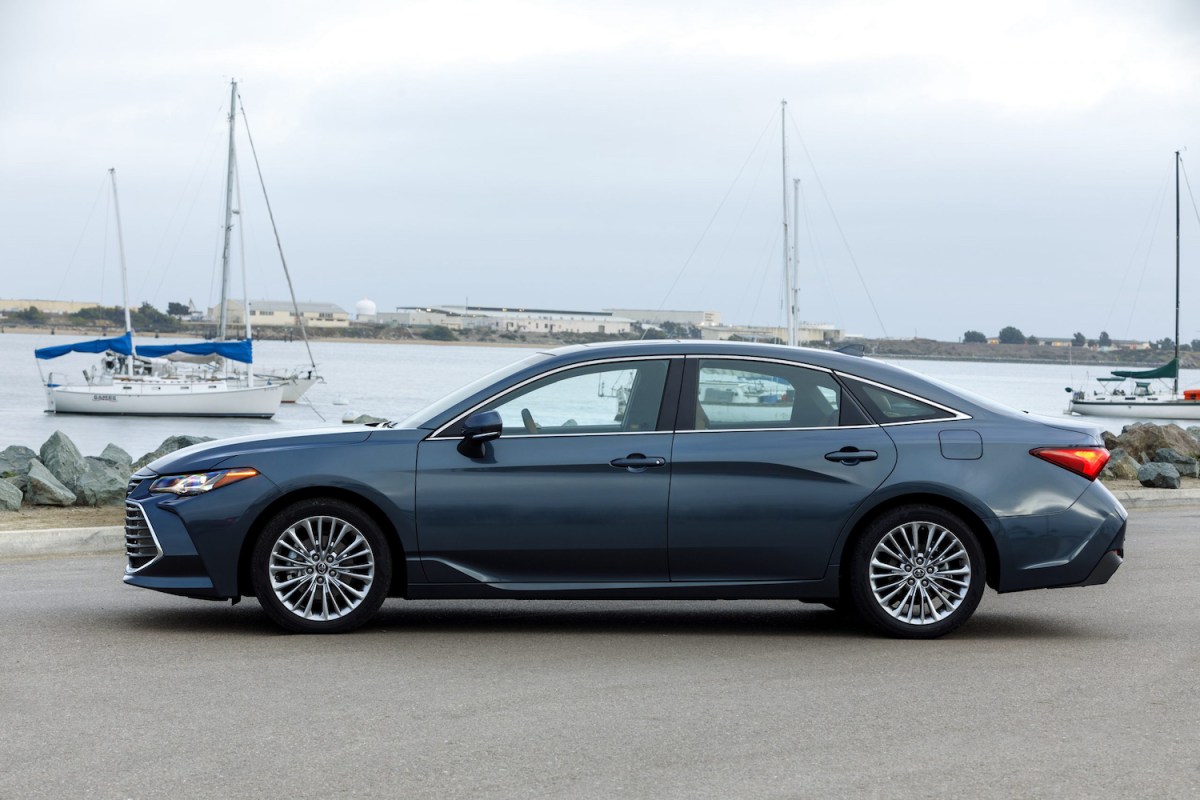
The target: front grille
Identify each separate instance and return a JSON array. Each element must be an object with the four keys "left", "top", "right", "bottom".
[
  {"left": 126, "top": 477, "right": 144, "bottom": 497},
  {"left": 125, "top": 502, "right": 160, "bottom": 571}
]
